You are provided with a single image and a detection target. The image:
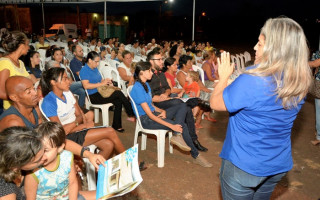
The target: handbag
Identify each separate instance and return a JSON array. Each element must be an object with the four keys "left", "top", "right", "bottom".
[
  {"left": 310, "top": 78, "right": 320, "bottom": 99},
  {"left": 310, "top": 67, "right": 320, "bottom": 99},
  {"left": 97, "top": 85, "right": 121, "bottom": 98}
]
